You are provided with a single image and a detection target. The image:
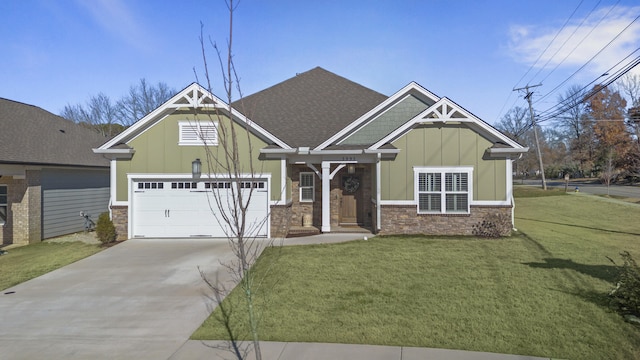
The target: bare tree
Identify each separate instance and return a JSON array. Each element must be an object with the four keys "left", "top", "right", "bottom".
[
  {"left": 116, "top": 79, "right": 175, "bottom": 126},
  {"left": 617, "top": 73, "right": 640, "bottom": 108},
  {"left": 195, "top": 2, "right": 287, "bottom": 359},
  {"left": 60, "top": 79, "right": 175, "bottom": 134},
  {"left": 61, "top": 92, "right": 122, "bottom": 137},
  {"left": 495, "top": 106, "right": 536, "bottom": 177}
]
